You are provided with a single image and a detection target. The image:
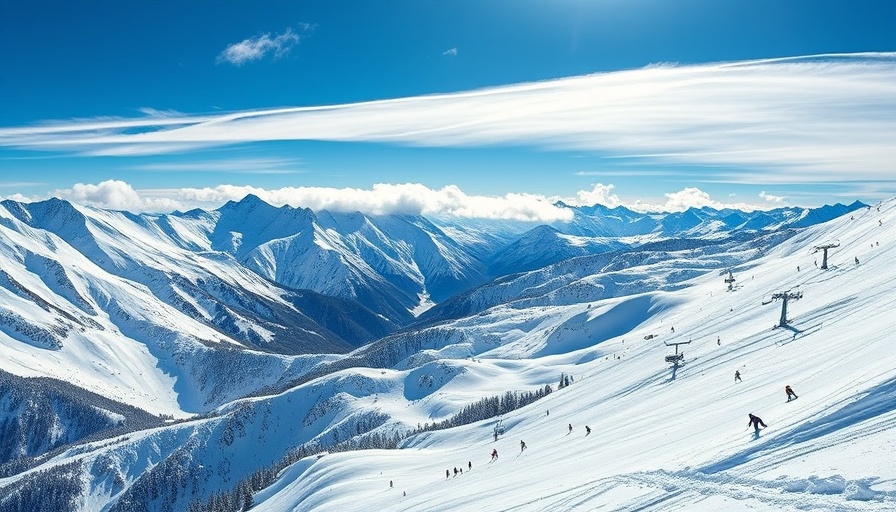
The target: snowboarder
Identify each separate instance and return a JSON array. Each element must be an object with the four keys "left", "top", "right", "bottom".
[
  {"left": 568, "top": 423, "right": 573, "bottom": 434},
  {"left": 585, "top": 425, "right": 591, "bottom": 435},
  {"left": 491, "top": 448, "right": 499, "bottom": 461},
  {"left": 520, "top": 440, "right": 527, "bottom": 452},
  {"left": 785, "top": 385, "right": 798, "bottom": 401},
  {"left": 734, "top": 370, "right": 742, "bottom": 383},
  {"left": 747, "top": 413, "right": 767, "bottom": 433}
]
